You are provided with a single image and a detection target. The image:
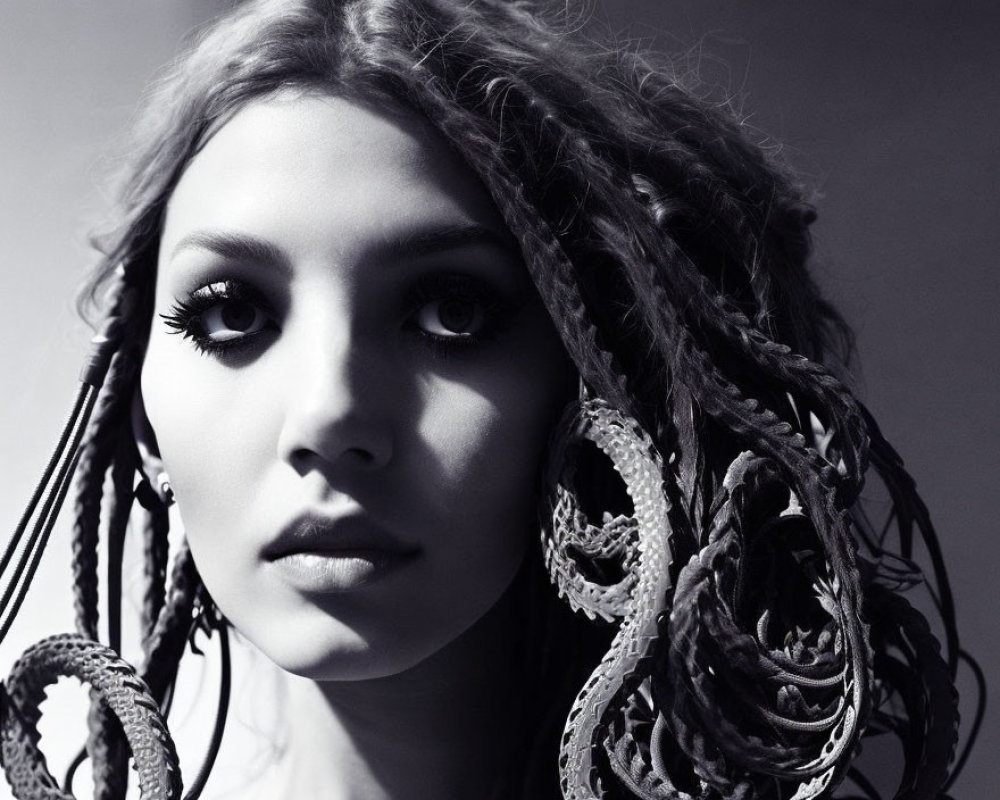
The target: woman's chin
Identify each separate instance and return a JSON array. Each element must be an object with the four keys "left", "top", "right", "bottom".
[{"left": 248, "top": 632, "right": 413, "bottom": 682}]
